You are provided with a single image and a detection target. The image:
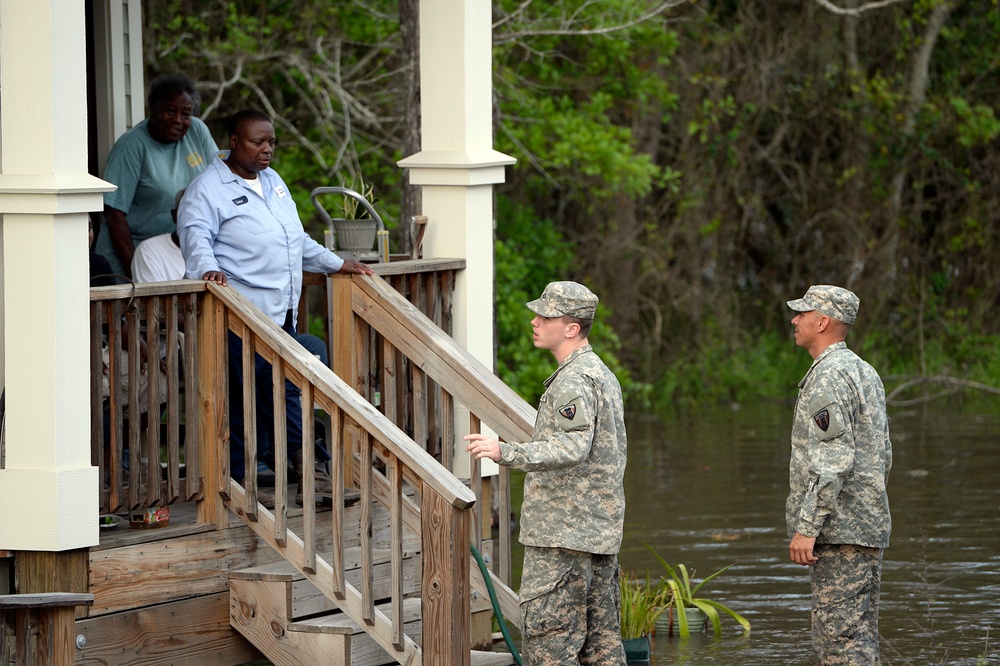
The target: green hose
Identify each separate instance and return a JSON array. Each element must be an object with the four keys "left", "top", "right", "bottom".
[{"left": 470, "top": 543, "right": 523, "bottom": 665}]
